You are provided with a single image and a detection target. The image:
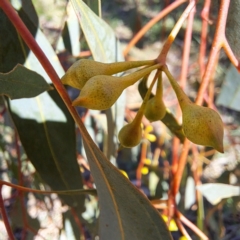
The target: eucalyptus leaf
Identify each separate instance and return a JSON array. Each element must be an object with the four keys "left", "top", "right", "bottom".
[
  {"left": 0, "top": 5, "right": 85, "bottom": 211},
  {"left": 71, "top": 0, "right": 125, "bottom": 161},
  {"left": 58, "top": 2, "right": 81, "bottom": 56},
  {"left": 196, "top": 183, "right": 240, "bottom": 205},
  {"left": 161, "top": 110, "right": 185, "bottom": 143},
  {"left": 0, "top": 64, "right": 51, "bottom": 99},
  {"left": 9, "top": 90, "right": 85, "bottom": 210},
  {"left": 83, "top": 137, "right": 172, "bottom": 240},
  {"left": 71, "top": 0, "right": 123, "bottom": 63},
  {"left": 226, "top": 0, "right": 240, "bottom": 59}
]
